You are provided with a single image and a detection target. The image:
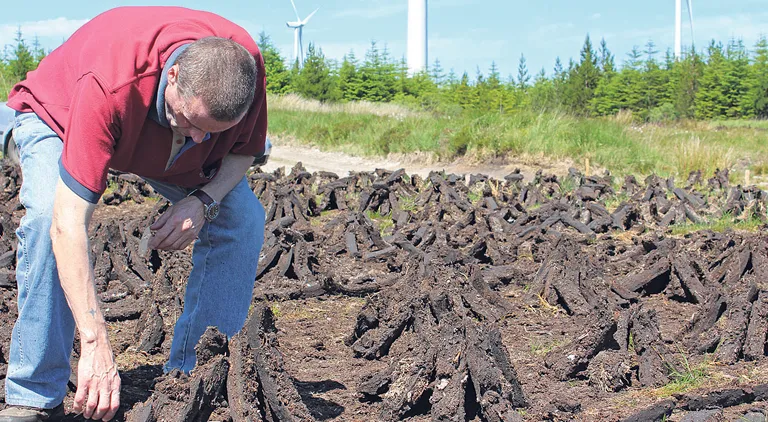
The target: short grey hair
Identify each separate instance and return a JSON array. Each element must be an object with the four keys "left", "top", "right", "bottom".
[{"left": 175, "top": 37, "right": 257, "bottom": 122}]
